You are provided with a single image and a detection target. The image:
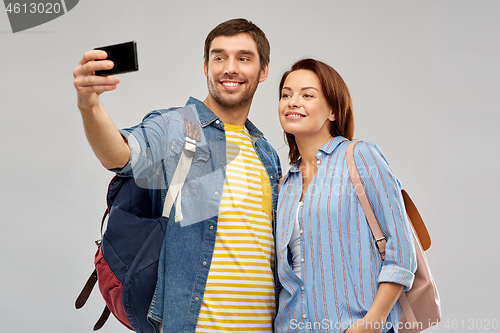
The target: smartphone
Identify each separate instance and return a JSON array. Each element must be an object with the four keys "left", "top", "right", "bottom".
[{"left": 94, "top": 41, "right": 138, "bottom": 76}]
